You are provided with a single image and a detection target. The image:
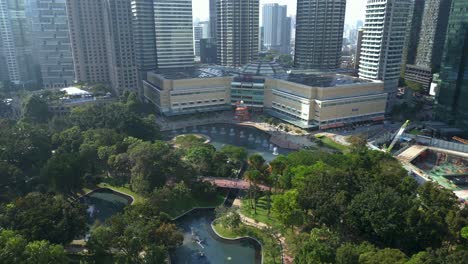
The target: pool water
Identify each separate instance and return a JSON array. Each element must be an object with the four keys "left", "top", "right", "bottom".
[
  {"left": 171, "top": 209, "right": 261, "bottom": 264},
  {"left": 79, "top": 188, "right": 132, "bottom": 224},
  {"left": 165, "top": 123, "right": 291, "bottom": 162}
]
